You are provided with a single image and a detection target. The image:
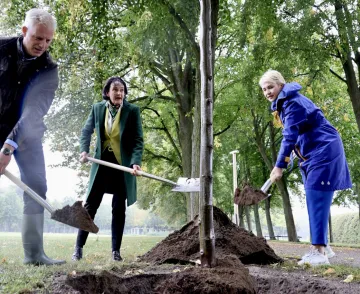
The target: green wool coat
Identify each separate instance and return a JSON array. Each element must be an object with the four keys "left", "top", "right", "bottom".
[{"left": 79, "top": 100, "right": 144, "bottom": 206}]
